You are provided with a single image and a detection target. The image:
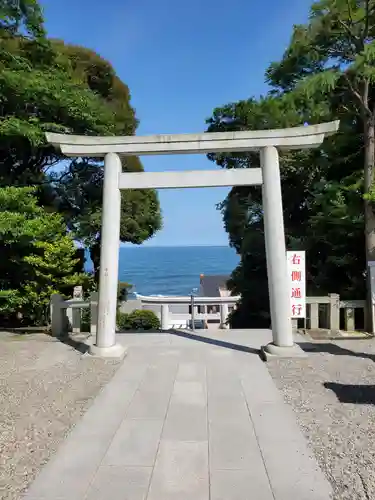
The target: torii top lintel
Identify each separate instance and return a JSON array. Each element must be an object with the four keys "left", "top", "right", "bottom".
[{"left": 45, "top": 120, "right": 339, "bottom": 157}]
